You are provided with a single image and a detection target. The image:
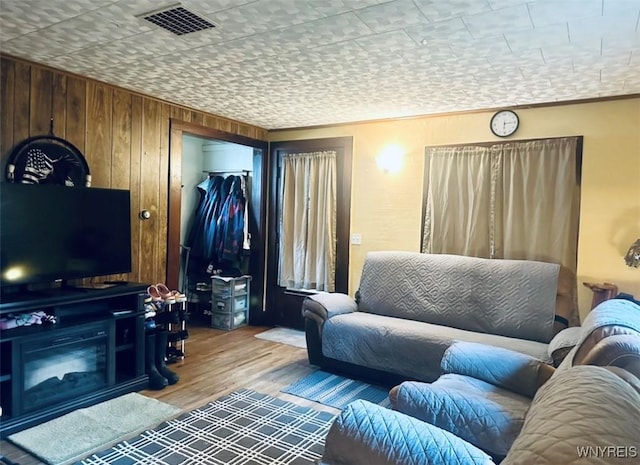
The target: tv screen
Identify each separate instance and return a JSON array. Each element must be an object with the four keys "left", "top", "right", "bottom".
[{"left": 0, "top": 183, "right": 132, "bottom": 287}]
